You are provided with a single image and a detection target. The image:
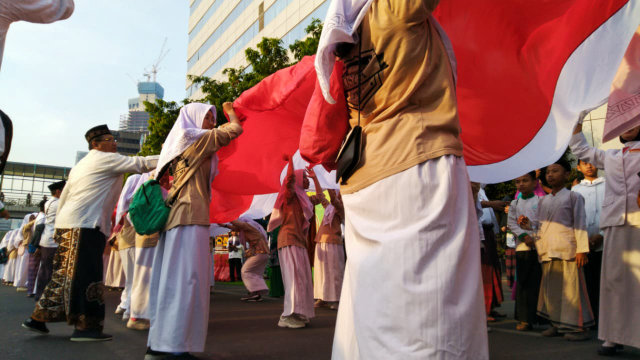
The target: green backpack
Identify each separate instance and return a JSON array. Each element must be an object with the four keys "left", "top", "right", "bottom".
[
  {"left": 129, "top": 179, "right": 170, "bottom": 235},
  {"left": 129, "top": 156, "right": 205, "bottom": 235}
]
